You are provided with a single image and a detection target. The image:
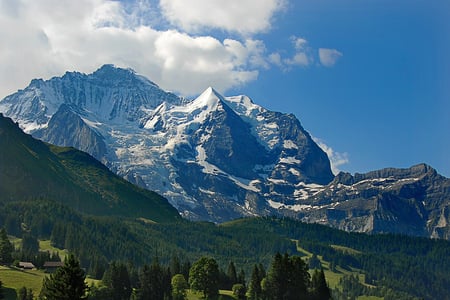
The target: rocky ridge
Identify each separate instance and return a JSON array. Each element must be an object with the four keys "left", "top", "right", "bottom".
[{"left": 1, "top": 65, "right": 449, "bottom": 238}]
